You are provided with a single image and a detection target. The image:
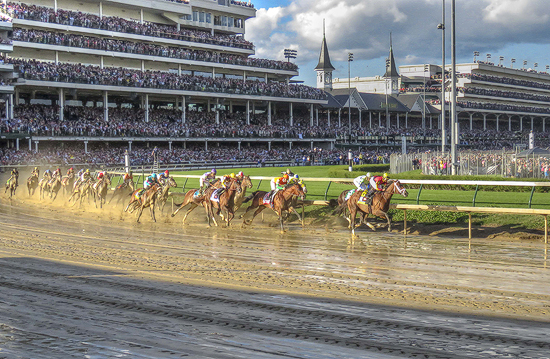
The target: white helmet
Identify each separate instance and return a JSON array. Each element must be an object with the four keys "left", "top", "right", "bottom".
[{"left": 366, "top": 172, "right": 372, "bottom": 177}]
